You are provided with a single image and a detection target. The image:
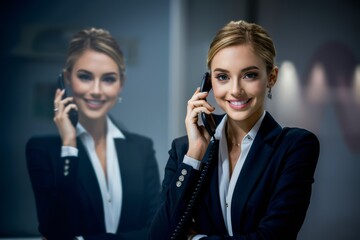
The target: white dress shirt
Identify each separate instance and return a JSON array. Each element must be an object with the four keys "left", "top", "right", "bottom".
[
  {"left": 183, "top": 111, "right": 265, "bottom": 238},
  {"left": 61, "top": 116, "right": 125, "bottom": 237}
]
